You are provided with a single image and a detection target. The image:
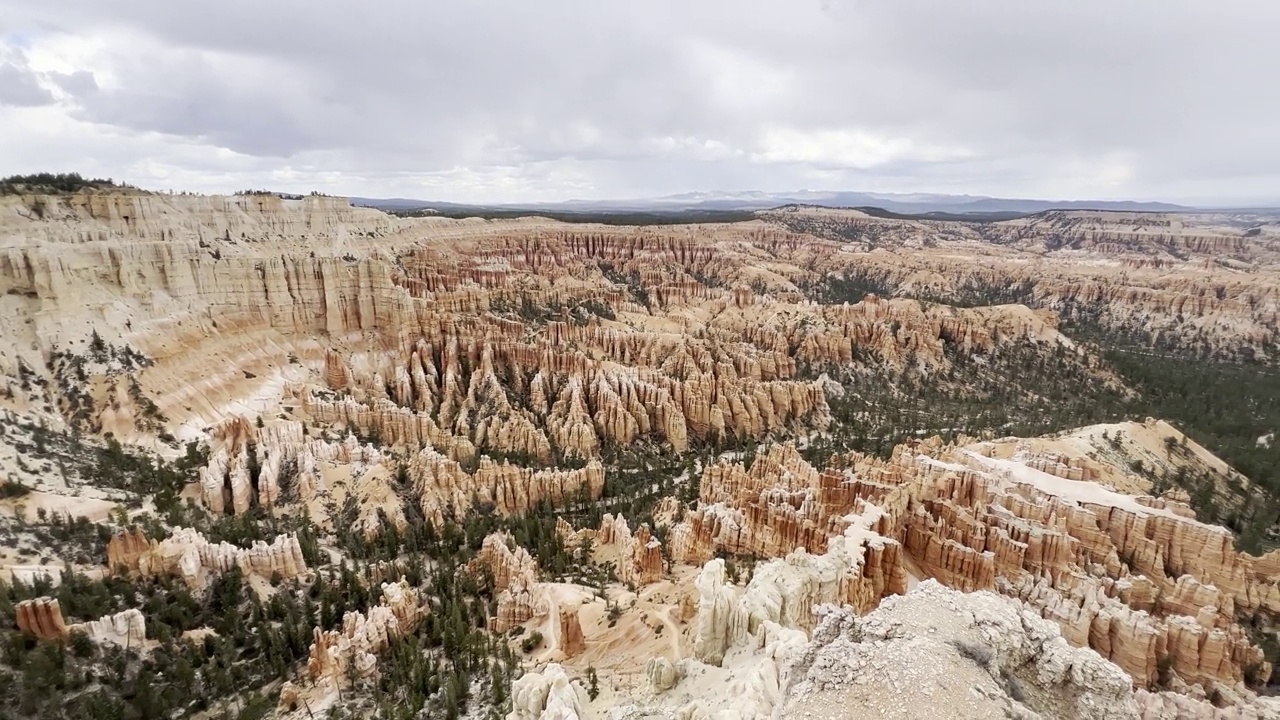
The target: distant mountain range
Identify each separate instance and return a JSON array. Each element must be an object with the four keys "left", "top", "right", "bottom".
[{"left": 349, "top": 190, "right": 1203, "bottom": 215}]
